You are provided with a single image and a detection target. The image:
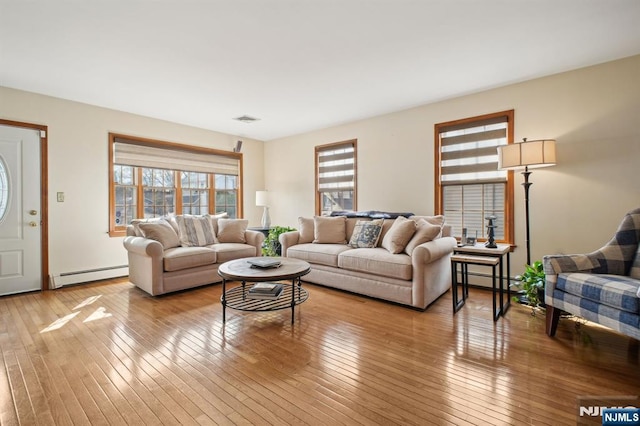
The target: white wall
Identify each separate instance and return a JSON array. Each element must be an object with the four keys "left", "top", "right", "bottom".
[
  {"left": 265, "top": 54, "right": 640, "bottom": 272},
  {"left": 0, "top": 87, "right": 265, "bottom": 280}
]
